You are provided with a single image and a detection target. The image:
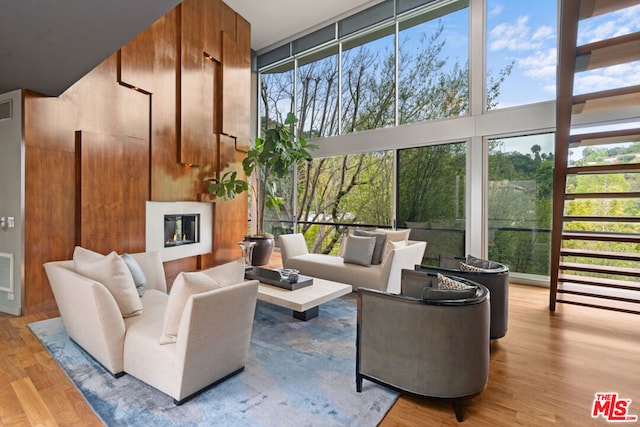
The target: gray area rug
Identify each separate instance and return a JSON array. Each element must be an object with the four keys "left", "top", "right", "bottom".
[{"left": 28, "top": 293, "right": 398, "bottom": 426}]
